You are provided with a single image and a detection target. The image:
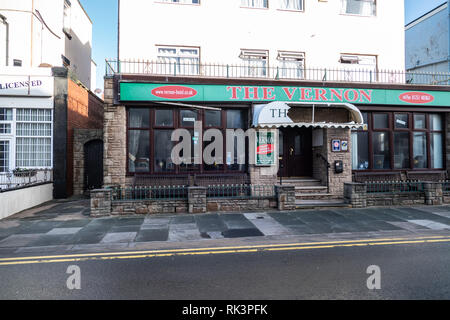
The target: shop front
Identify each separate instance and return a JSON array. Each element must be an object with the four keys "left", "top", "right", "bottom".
[{"left": 103, "top": 77, "right": 450, "bottom": 200}]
